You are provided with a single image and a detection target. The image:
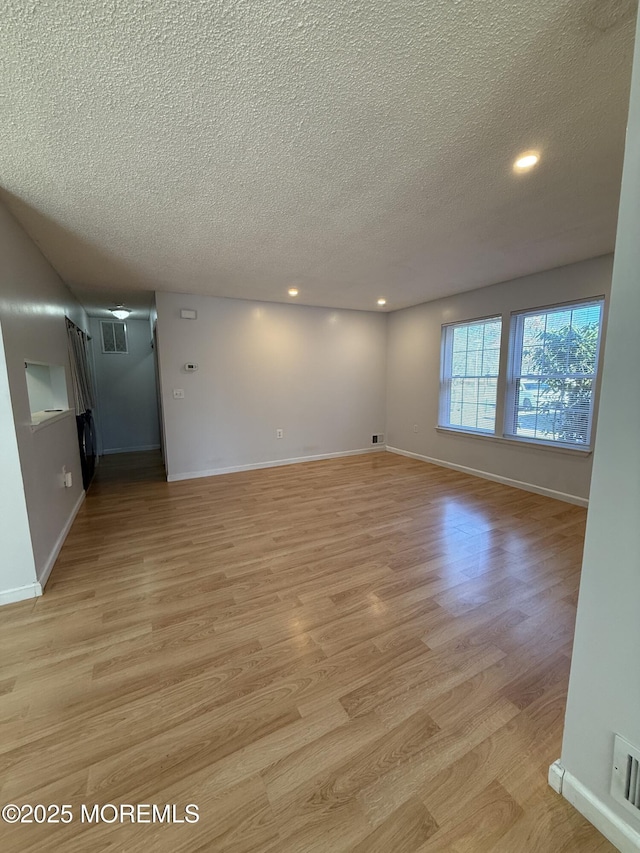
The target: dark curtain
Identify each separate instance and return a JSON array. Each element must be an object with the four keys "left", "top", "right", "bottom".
[
  {"left": 66, "top": 318, "right": 97, "bottom": 489},
  {"left": 65, "top": 318, "right": 94, "bottom": 414}
]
